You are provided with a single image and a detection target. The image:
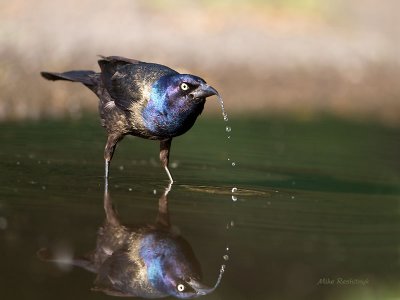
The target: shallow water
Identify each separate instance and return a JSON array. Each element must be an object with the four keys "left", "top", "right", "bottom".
[{"left": 1, "top": 115, "right": 400, "bottom": 299}]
